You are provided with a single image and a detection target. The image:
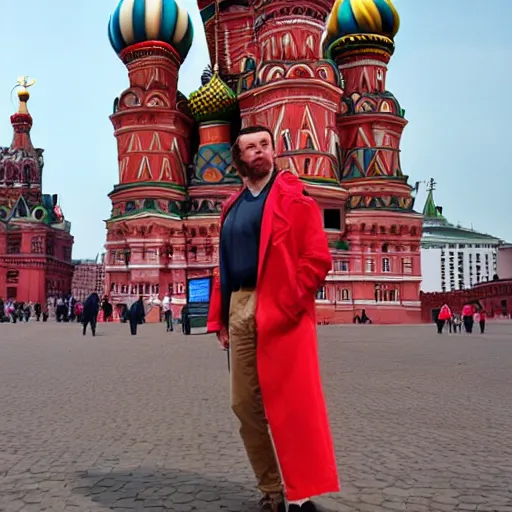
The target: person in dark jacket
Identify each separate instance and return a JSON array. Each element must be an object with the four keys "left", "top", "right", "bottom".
[
  {"left": 34, "top": 303, "right": 42, "bottom": 321},
  {"left": 101, "top": 297, "right": 114, "bottom": 322},
  {"left": 82, "top": 292, "right": 100, "bottom": 336},
  {"left": 129, "top": 297, "right": 145, "bottom": 335}
]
